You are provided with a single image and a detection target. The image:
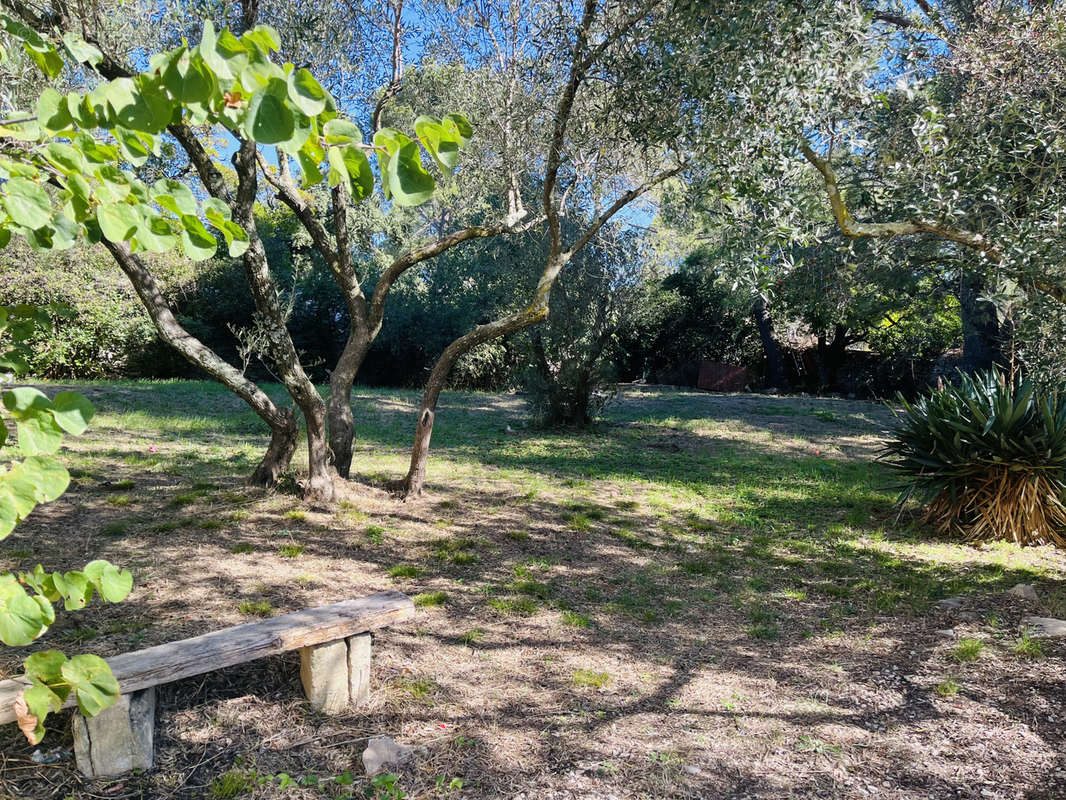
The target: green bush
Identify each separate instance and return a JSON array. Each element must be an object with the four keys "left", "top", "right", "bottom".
[{"left": 883, "top": 370, "right": 1066, "bottom": 547}]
